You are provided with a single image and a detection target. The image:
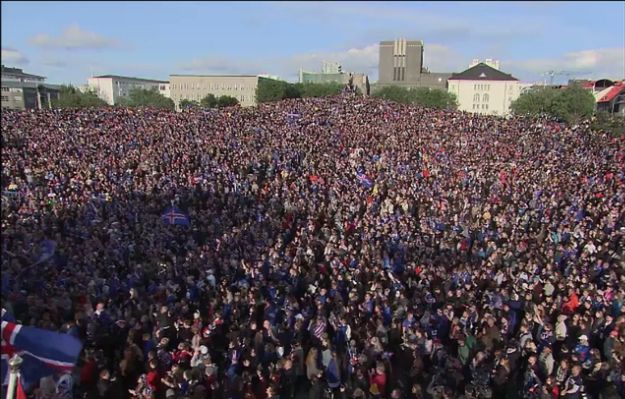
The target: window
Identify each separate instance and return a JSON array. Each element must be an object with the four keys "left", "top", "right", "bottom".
[
  {"left": 483, "top": 94, "right": 489, "bottom": 102},
  {"left": 473, "top": 93, "right": 480, "bottom": 102},
  {"left": 1, "top": 87, "right": 9, "bottom": 92},
  {"left": 1, "top": 96, "right": 8, "bottom": 101}
]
